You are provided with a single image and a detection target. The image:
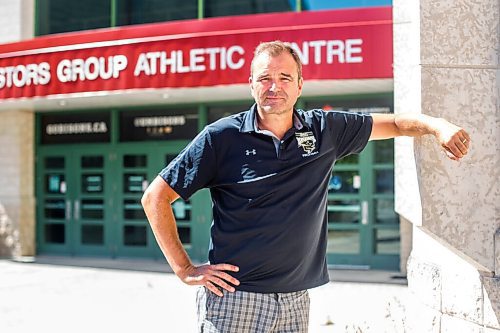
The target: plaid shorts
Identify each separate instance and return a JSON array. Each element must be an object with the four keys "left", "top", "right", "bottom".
[{"left": 196, "top": 287, "right": 310, "bottom": 332}]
